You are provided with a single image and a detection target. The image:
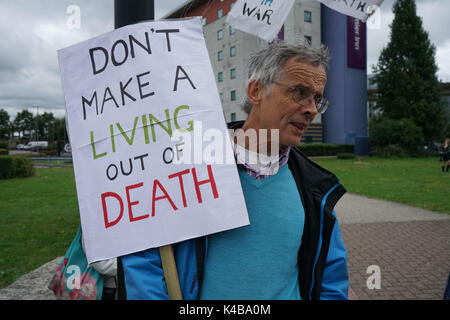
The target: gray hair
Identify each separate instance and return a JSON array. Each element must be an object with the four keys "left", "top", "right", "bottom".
[{"left": 242, "top": 40, "right": 331, "bottom": 114}]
